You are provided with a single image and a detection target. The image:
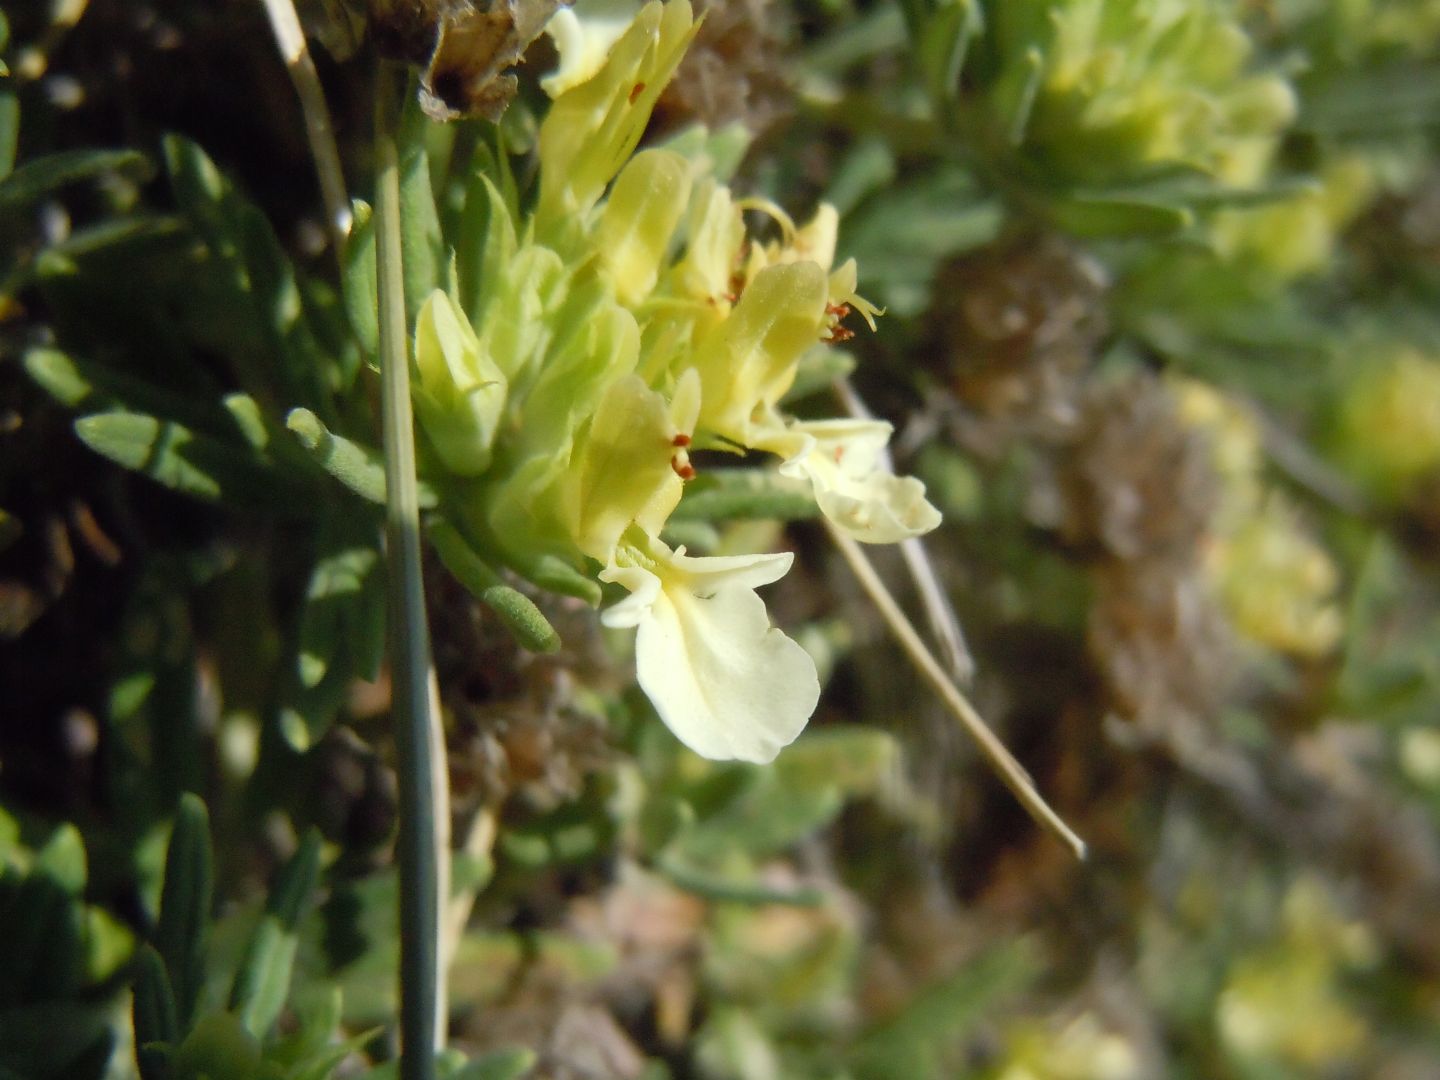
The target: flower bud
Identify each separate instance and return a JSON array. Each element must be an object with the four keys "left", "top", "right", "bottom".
[{"left": 412, "top": 290, "right": 508, "bottom": 476}]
